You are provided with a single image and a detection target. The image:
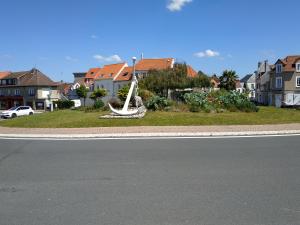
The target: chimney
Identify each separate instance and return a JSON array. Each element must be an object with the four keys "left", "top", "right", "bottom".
[
  {"left": 264, "top": 60, "right": 268, "bottom": 72},
  {"left": 258, "top": 62, "right": 262, "bottom": 70},
  {"left": 141, "top": 53, "right": 144, "bottom": 60}
]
